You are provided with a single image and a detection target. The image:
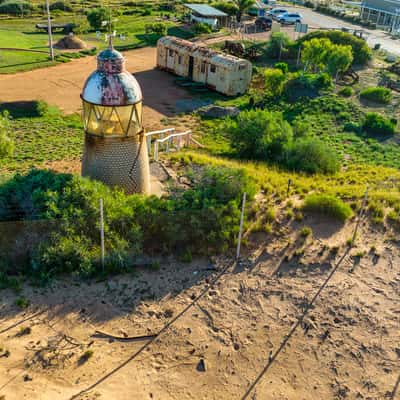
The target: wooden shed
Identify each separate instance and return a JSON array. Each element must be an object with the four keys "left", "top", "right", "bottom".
[{"left": 157, "top": 36, "right": 252, "bottom": 96}]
